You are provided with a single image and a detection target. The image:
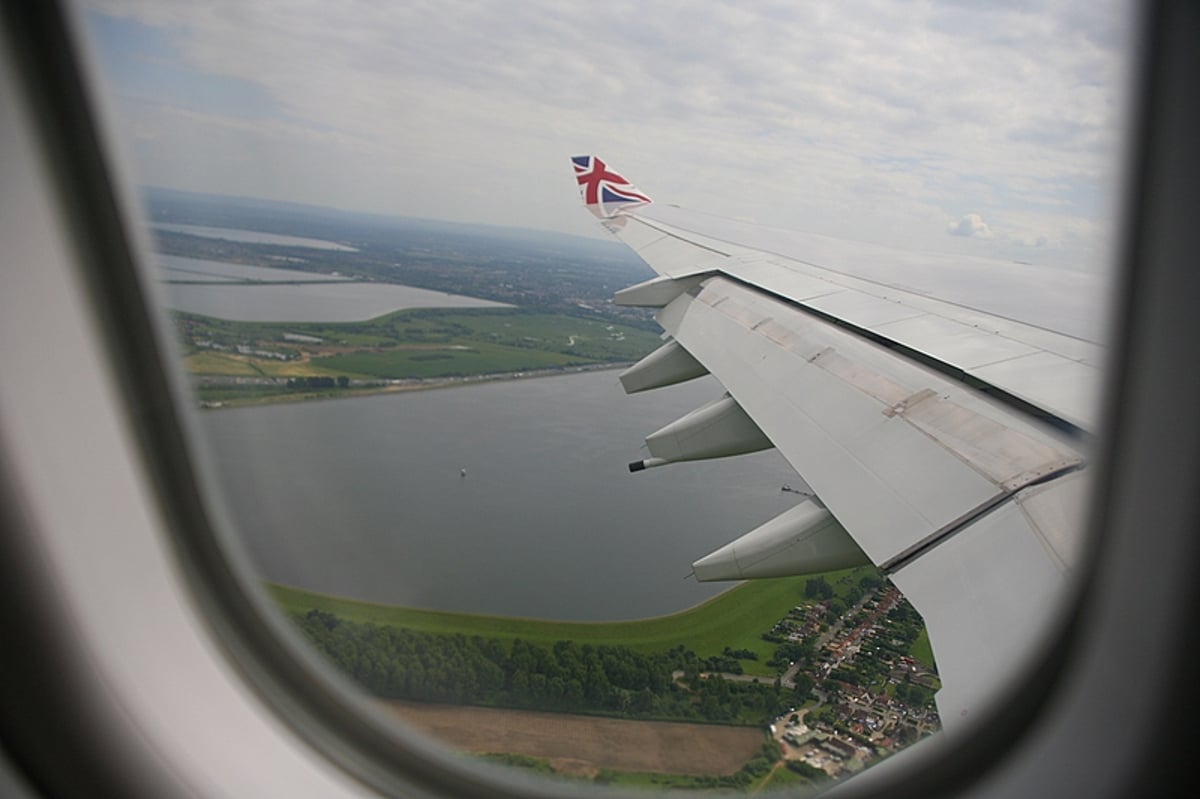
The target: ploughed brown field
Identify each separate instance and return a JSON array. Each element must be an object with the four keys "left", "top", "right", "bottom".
[{"left": 382, "top": 701, "right": 765, "bottom": 778}]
